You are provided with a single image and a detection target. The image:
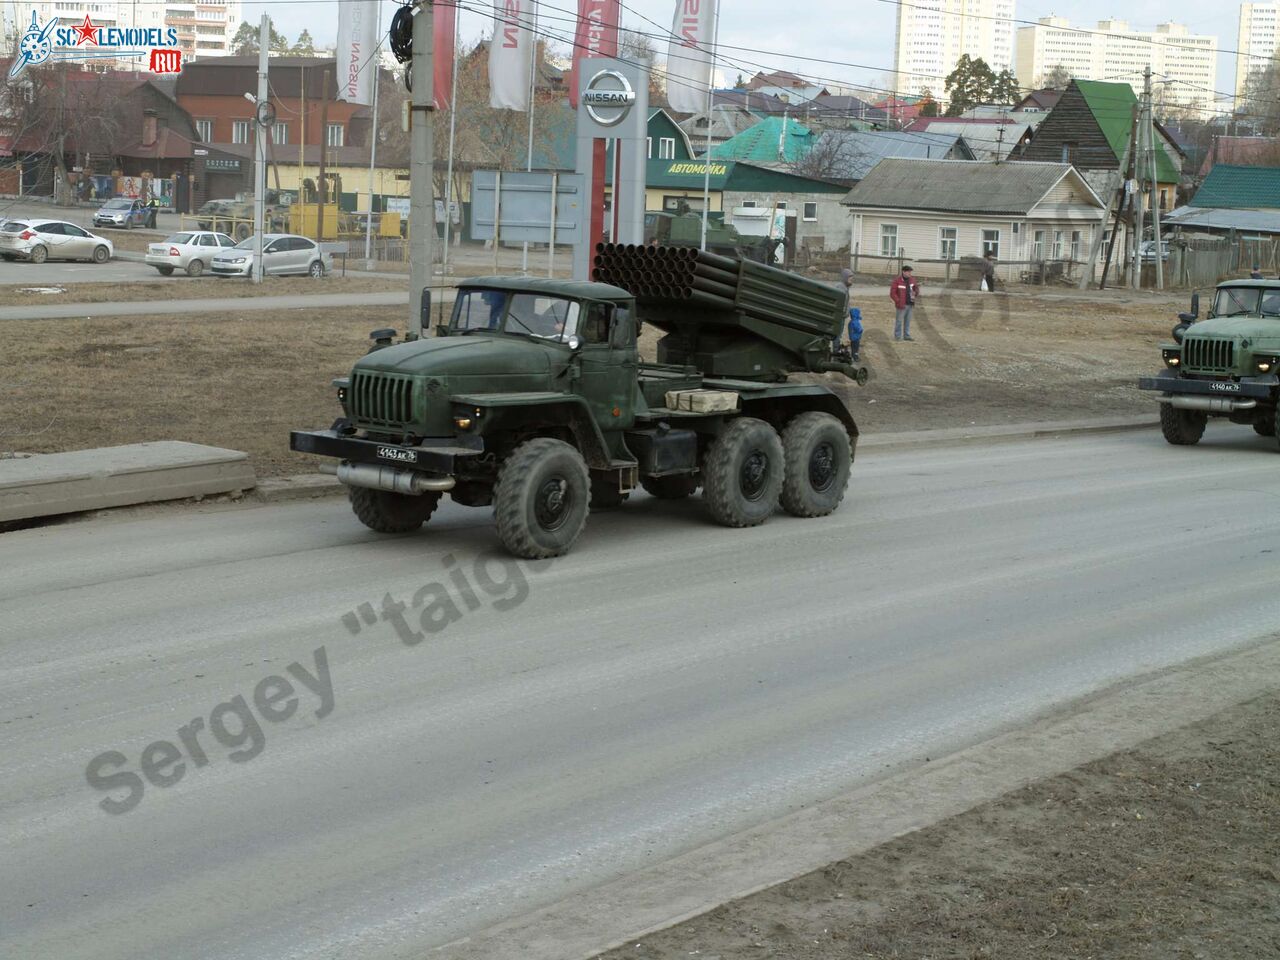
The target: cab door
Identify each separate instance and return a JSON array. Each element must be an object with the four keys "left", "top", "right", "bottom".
[{"left": 574, "top": 300, "right": 638, "bottom": 435}]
